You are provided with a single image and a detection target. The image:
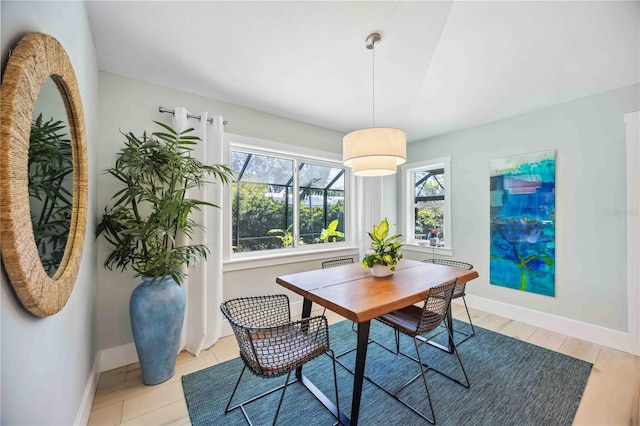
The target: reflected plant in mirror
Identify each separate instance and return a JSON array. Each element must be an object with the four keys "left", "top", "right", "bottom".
[
  {"left": 1, "top": 32, "right": 88, "bottom": 316},
  {"left": 28, "top": 113, "right": 73, "bottom": 276}
]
